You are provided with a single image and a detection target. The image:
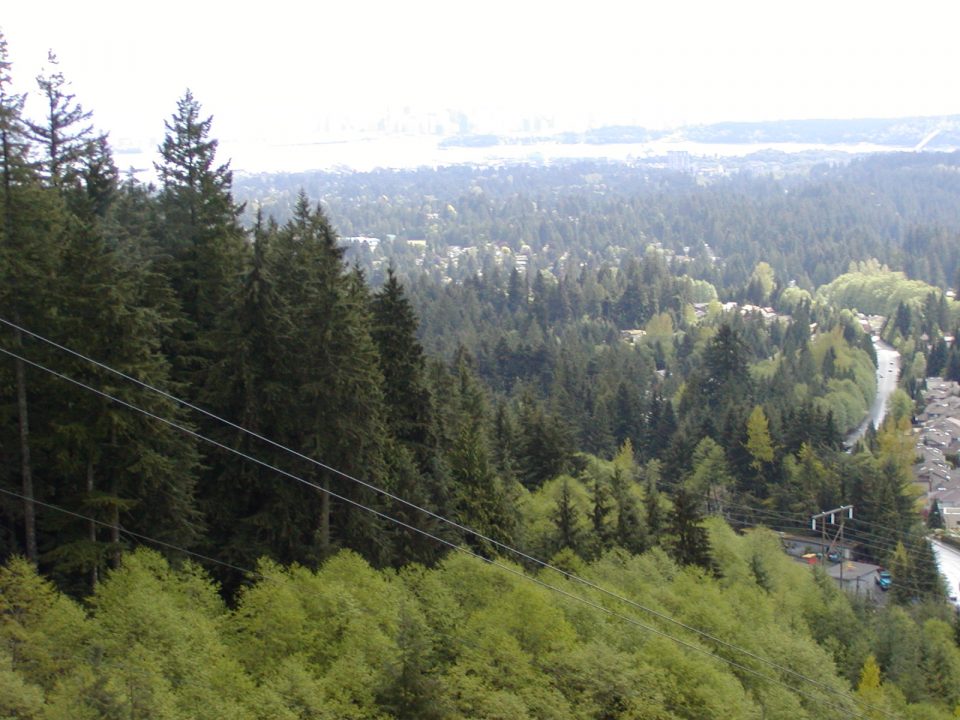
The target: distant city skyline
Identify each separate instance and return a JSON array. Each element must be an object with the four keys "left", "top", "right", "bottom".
[{"left": 5, "top": 0, "right": 960, "bottom": 153}]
